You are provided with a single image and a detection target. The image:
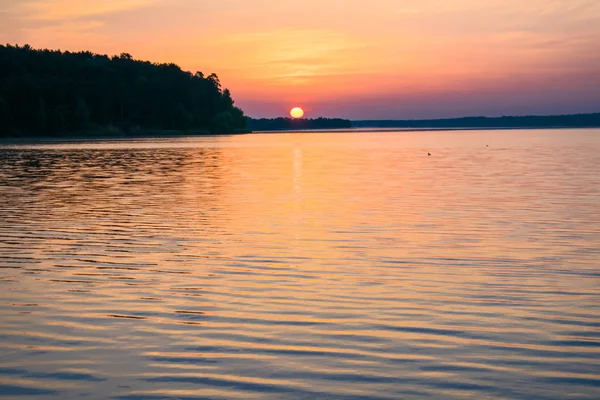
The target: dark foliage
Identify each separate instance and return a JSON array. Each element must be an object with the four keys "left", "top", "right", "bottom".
[
  {"left": 0, "top": 44, "right": 247, "bottom": 137},
  {"left": 247, "top": 117, "right": 352, "bottom": 131},
  {"left": 353, "top": 113, "right": 600, "bottom": 129}
]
